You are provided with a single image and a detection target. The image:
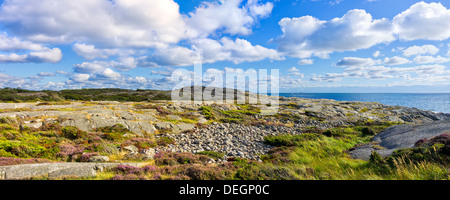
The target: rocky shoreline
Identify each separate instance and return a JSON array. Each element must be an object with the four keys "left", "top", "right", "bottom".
[{"left": 1, "top": 95, "right": 449, "bottom": 179}]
